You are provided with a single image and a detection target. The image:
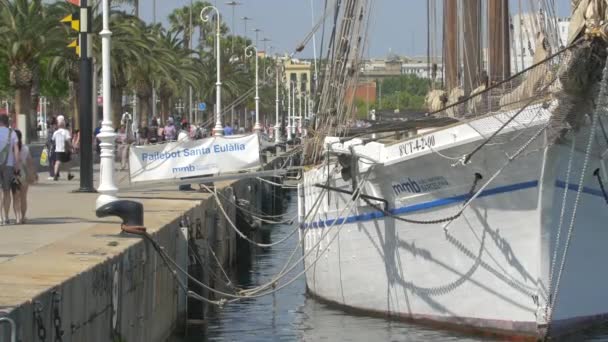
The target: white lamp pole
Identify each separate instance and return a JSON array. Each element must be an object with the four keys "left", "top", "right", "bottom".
[
  {"left": 274, "top": 60, "right": 281, "bottom": 143},
  {"left": 286, "top": 82, "right": 292, "bottom": 141},
  {"left": 303, "top": 92, "right": 308, "bottom": 137},
  {"left": 246, "top": 45, "right": 261, "bottom": 133},
  {"left": 201, "top": 6, "right": 223, "bottom": 136},
  {"left": 291, "top": 82, "right": 296, "bottom": 135},
  {"left": 96, "top": 0, "right": 118, "bottom": 208},
  {"left": 298, "top": 92, "right": 303, "bottom": 136}
]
